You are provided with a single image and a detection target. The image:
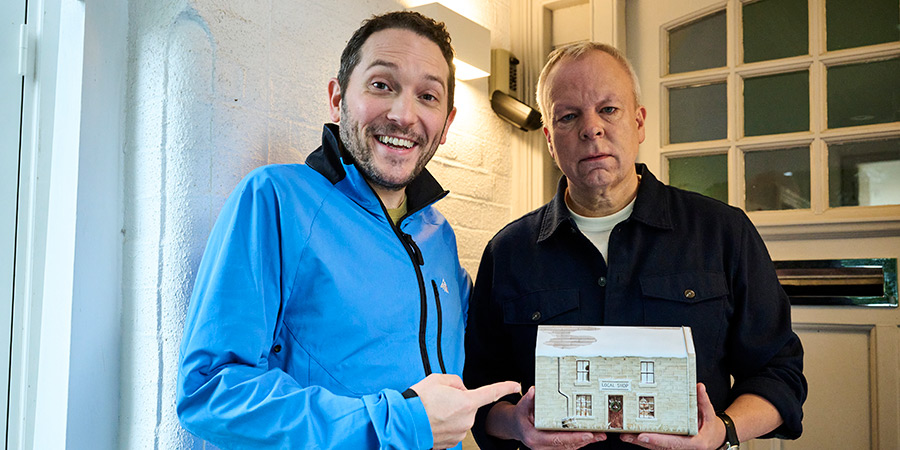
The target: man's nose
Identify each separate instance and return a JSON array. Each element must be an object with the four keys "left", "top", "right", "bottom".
[
  {"left": 386, "top": 94, "right": 417, "bottom": 126},
  {"left": 581, "top": 115, "right": 604, "bottom": 140}
]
